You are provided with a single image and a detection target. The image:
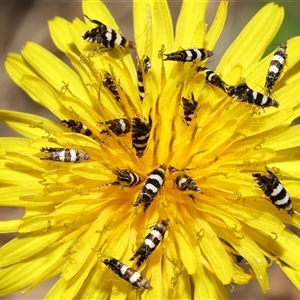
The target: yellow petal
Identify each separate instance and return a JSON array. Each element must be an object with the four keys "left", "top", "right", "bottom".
[
  {"left": 195, "top": 217, "right": 233, "bottom": 284},
  {"left": 192, "top": 256, "right": 209, "bottom": 299},
  {"left": 170, "top": 228, "right": 197, "bottom": 275},
  {"left": 197, "top": 203, "right": 242, "bottom": 231},
  {"left": 109, "top": 283, "right": 129, "bottom": 300},
  {"left": 215, "top": 226, "right": 269, "bottom": 292},
  {"left": 0, "top": 228, "right": 68, "bottom": 267},
  {"left": 175, "top": 0, "right": 208, "bottom": 48},
  {"left": 5, "top": 53, "right": 36, "bottom": 89},
  {"left": 62, "top": 214, "right": 107, "bottom": 280},
  {"left": 263, "top": 125, "right": 300, "bottom": 150},
  {"left": 276, "top": 260, "right": 300, "bottom": 290},
  {"left": 0, "top": 185, "right": 43, "bottom": 207},
  {"left": 245, "top": 225, "right": 300, "bottom": 273},
  {"left": 61, "top": 255, "right": 98, "bottom": 300},
  {"left": 218, "top": 202, "right": 285, "bottom": 234},
  {"left": 205, "top": 1, "right": 228, "bottom": 50},
  {"left": 73, "top": 266, "right": 105, "bottom": 299},
  {"left": 0, "top": 138, "right": 32, "bottom": 157},
  {"left": 133, "top": 0, "right": 174, "bottom": 78},
  {"left": 5, "top": 152, "right": 46, "bottom": 172},
  {"left": 82, "top": 0, "right": 119, "bottom": 30},
  {"left": 245, "top": 36, "right": 300, "bottom": 92},
  {"left": 240, "top": 108, "right": 294, "bottom": 137},
  {"left": 5, "top": 53, "right": 58, "bottom": 109},
  {"left": 275, "top": 77, "right": 300, "bottom": 114},
  {"left": 20, "top": 74, "right": 64, "bottom": 119},
  {"left": 0, "top": 109, "right": 64, "bottom": 139},
  {"left": 143, "top": 248, "right": 163, "bottom": 300},
  {"left": 71, "top": 161, "right": 112, "bottom": 181},
  {"left": 232, "top": 262, "right": 252, "bottom": 285},
  {"left": 48, "top": 17, "right": 74, "bottom": 53},
  {"left": 0, "top": 220, "right": 22, "bottom": 234},
  {"left": 67, "top": 17, "right": 91, "bottom": 55},
  {"left": 68, "top": 16, "right": 136, "bottom": 81},
  {"left": 267, "top": 159, "right": 300, "bottom": 179},
  {"left": 0, "top": 241, "right": 69, "bottom": 296},
  {"left": 21, "top": 75, "right": 99, "bottom": 128},
  {"left": 161, "top": 223, "right": 183, "bottom": 297},
  {"left": 193, "top": 264, "right": 229, "bottom": 299},
  {"left": 172, "top": 269, "right": 192, "bottom": 299},
  {"left": 0, "top": 161, "right": 41, "bottom": 186},
  {"left": 279, "top": 60, "right": 300, "bottom": 90},
  {"left": 22, "top": 42, "right": 90, "bottom": 102},
  {"left": 217, "top": 3, "right": 283, "bottom": 77},
  {"left": 44, "top": 278, "right": 69, "bottom": 300}
]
